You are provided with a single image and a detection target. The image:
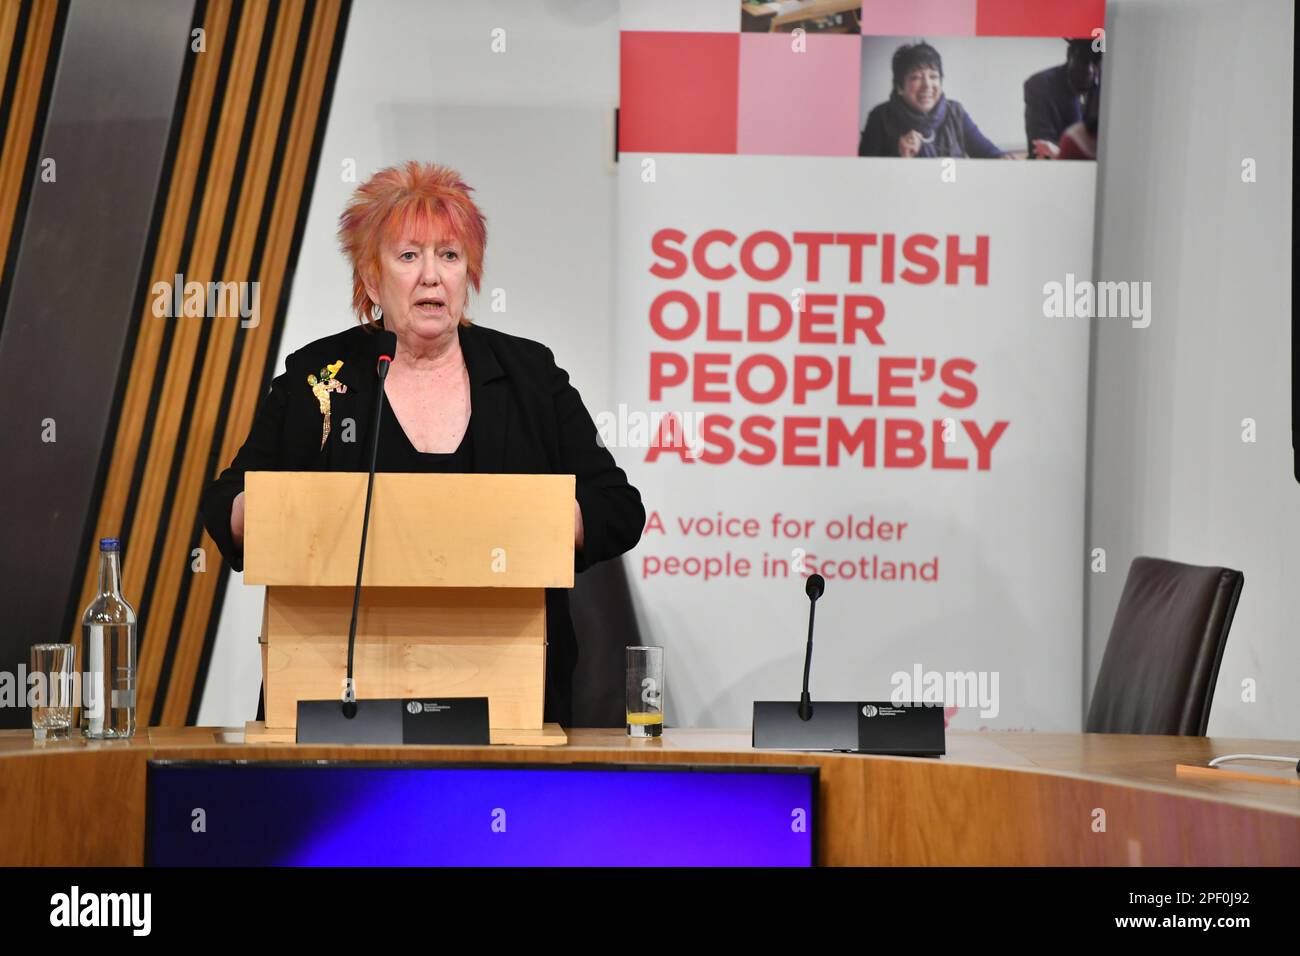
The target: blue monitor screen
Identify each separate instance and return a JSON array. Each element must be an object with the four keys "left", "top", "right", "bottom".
[{"left": 145, "top": 761, "right": 817, "bottom": 866}]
